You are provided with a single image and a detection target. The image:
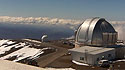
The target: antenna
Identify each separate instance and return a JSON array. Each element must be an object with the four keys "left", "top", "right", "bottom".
[{"left": 41, "top": 35, "right": 48, "bottom": 42}]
